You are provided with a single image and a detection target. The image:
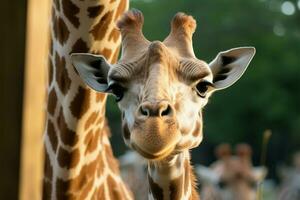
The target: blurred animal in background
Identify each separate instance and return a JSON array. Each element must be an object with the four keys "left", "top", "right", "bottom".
[
  {"left": 278, "top": 151, "right": 300, "bottom": 200},
  {"left": 119, "top": 151, "right": 148, "bottom": 200},
  {"left": 196, "top": 143, "right": 267, "bottom": 200}
]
